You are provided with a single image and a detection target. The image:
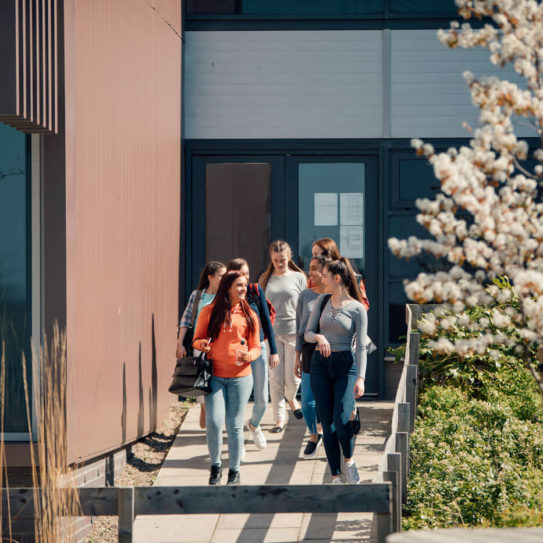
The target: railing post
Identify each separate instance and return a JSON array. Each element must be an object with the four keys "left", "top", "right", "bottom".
[
  {"left": 376, "top": 510, "right": 393, "bottom": 543},
  {"left": 386, "top": 452, "right": 402, "bottom": 533},
  {"left": 406, "top": 365, "right": 418, "bottom": 433},
  {"left": 396, "top": 432, "right": 409, "bottom": 503},
  {"left": 118, "top": 487, "right": 134, "bottom": 543},
  {"left": 408, "top": 331, "right": 420, "bottom": 367},
  {"left": 397, "top": 403, "right": 410, "bottom": 434}
]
